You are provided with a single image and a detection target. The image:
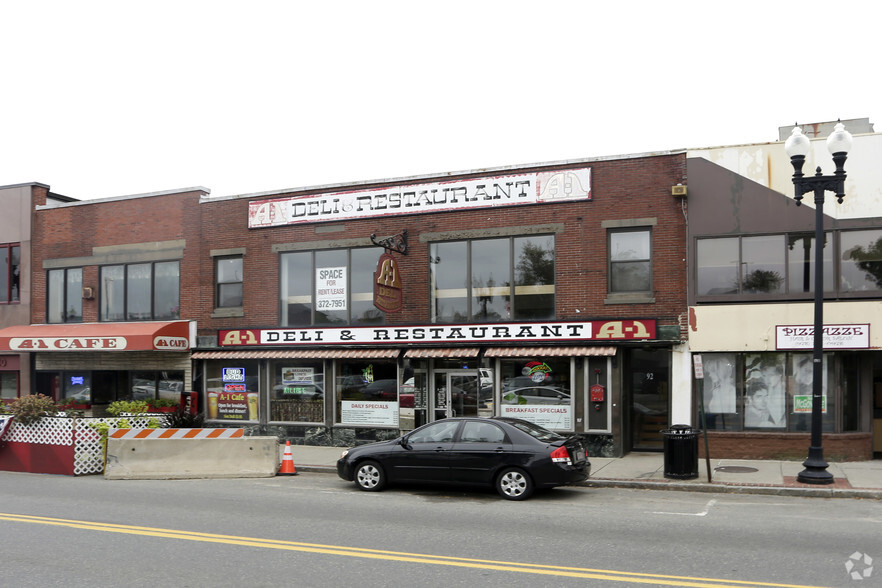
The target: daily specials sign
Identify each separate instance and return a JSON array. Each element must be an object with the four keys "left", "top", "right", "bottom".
[
  {"left": 219, "top": 319, "right": 656, "bottom": 347},
  {"left": 247, "top": 167, "right": 592, "bottom": 228}
]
